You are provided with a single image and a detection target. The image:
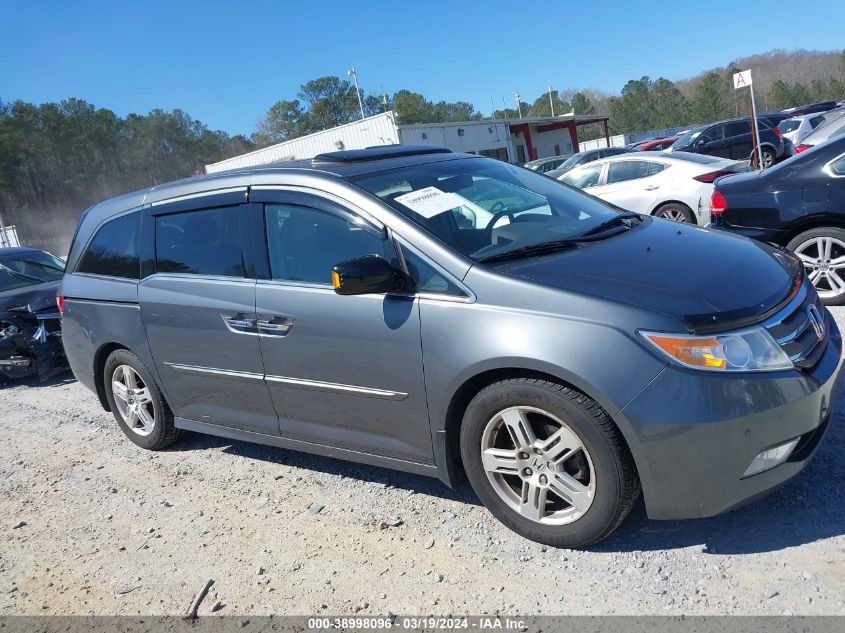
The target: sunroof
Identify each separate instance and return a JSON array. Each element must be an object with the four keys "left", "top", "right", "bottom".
[{"left": 311, "top": 144, "right": 452, "bottom": 165}]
